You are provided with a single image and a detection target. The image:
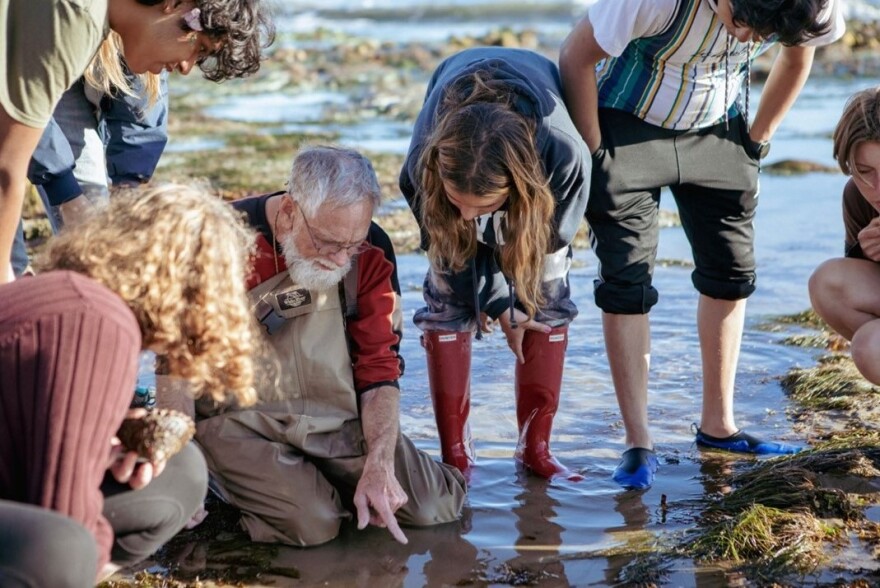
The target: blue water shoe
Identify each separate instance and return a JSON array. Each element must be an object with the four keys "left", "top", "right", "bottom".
[
  {"left": 612, "top": 448, "right": 659, "bottom": 490},
  {"left": 694, "top": 427, "right": 801, "bottom": 455}
]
